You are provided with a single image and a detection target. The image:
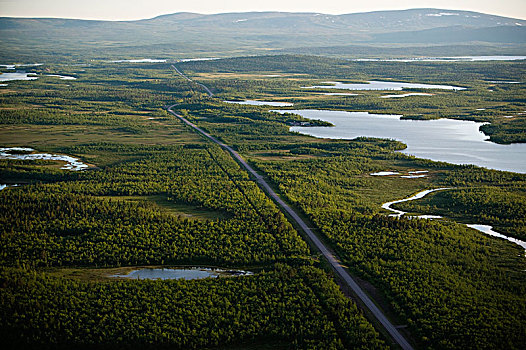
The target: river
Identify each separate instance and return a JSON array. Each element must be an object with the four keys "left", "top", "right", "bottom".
[{"left": 382, "top": 188, "right": 526, "bottom": 254}]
